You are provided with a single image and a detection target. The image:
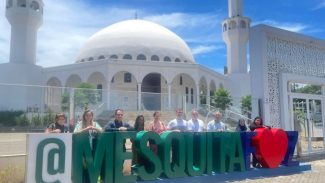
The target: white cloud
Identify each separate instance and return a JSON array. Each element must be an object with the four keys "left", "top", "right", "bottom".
[
  {"left": 313, "top": 0, "right": 325, "bottom": 10},
  {"left": 254, "top": 20, "right": 309, "bottom": 33},
  {"left": 192, "top": 45, "right": 223, "bottom": 55},
  {"left": 37, "top": 0, "right": 144, "bottom": 67},
  {"left": 144, "top": 13, "right": 188, "bottom": 29},
  {"left": 144, "top": 12, "right": 220, "bottom": 29},
  {"left": 211, "top": 67, "right": 224, "bottom": 74},
  {"left": 0, "top": 0, "right": 141, "bottom": 67},
  {"left": 144, "top": 12, "right": 223, "bottom": 44},
  {"left": 0, "top": 0, "right": 223, "bottom": 67}
]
